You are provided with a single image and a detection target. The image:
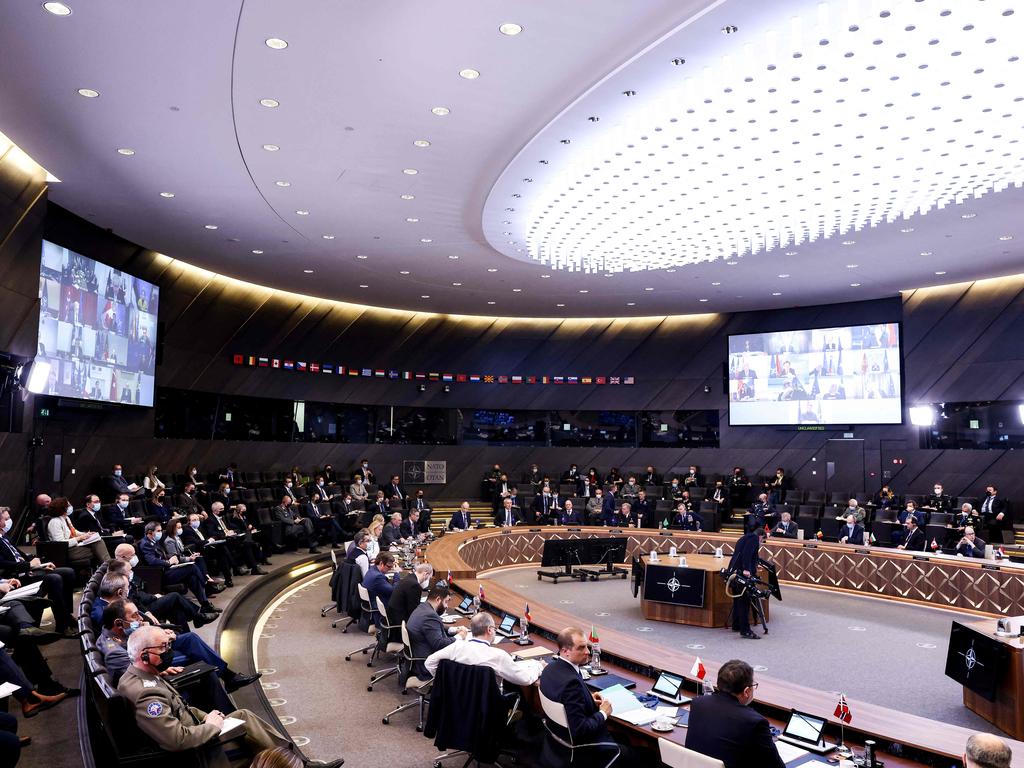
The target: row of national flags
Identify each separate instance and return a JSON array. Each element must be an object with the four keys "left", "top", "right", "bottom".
[{"left": 231, "top": 354, "right": 635, "bottom": 384}]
